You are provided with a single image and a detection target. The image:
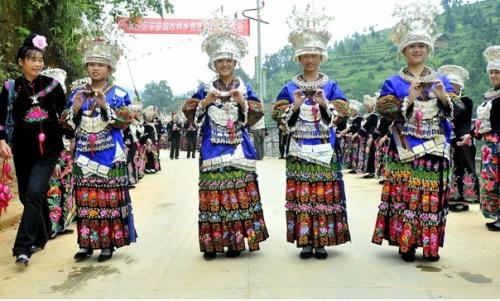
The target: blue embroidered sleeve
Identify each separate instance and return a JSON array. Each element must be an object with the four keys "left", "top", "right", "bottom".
[
  {"left": 192, "top": 85, "right": 206, "bottom": 100},
  {"left": 245, "top": 84, "right": 260, "bottom": 102},
  {"left": 379, "top": 79, "right": 396, "bottom": 98},
  {"left": 329, "top": 82, "right": 347, "bottom": 101},
  {"left": 439, "top": 75, "right": 455, "bottom": 93},
  {"left": 276, "top": 85, "right": 292, "bottom": 103}
]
